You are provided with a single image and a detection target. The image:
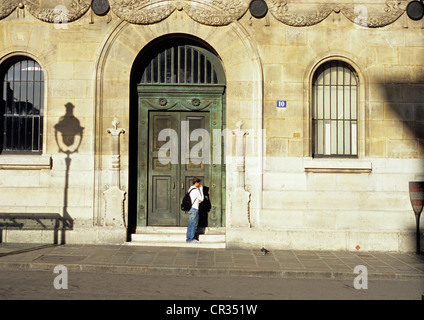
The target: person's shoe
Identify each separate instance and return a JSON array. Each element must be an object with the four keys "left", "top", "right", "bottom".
[{"left": 191, "top": 239, "right": 200, "bottom": 243}]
